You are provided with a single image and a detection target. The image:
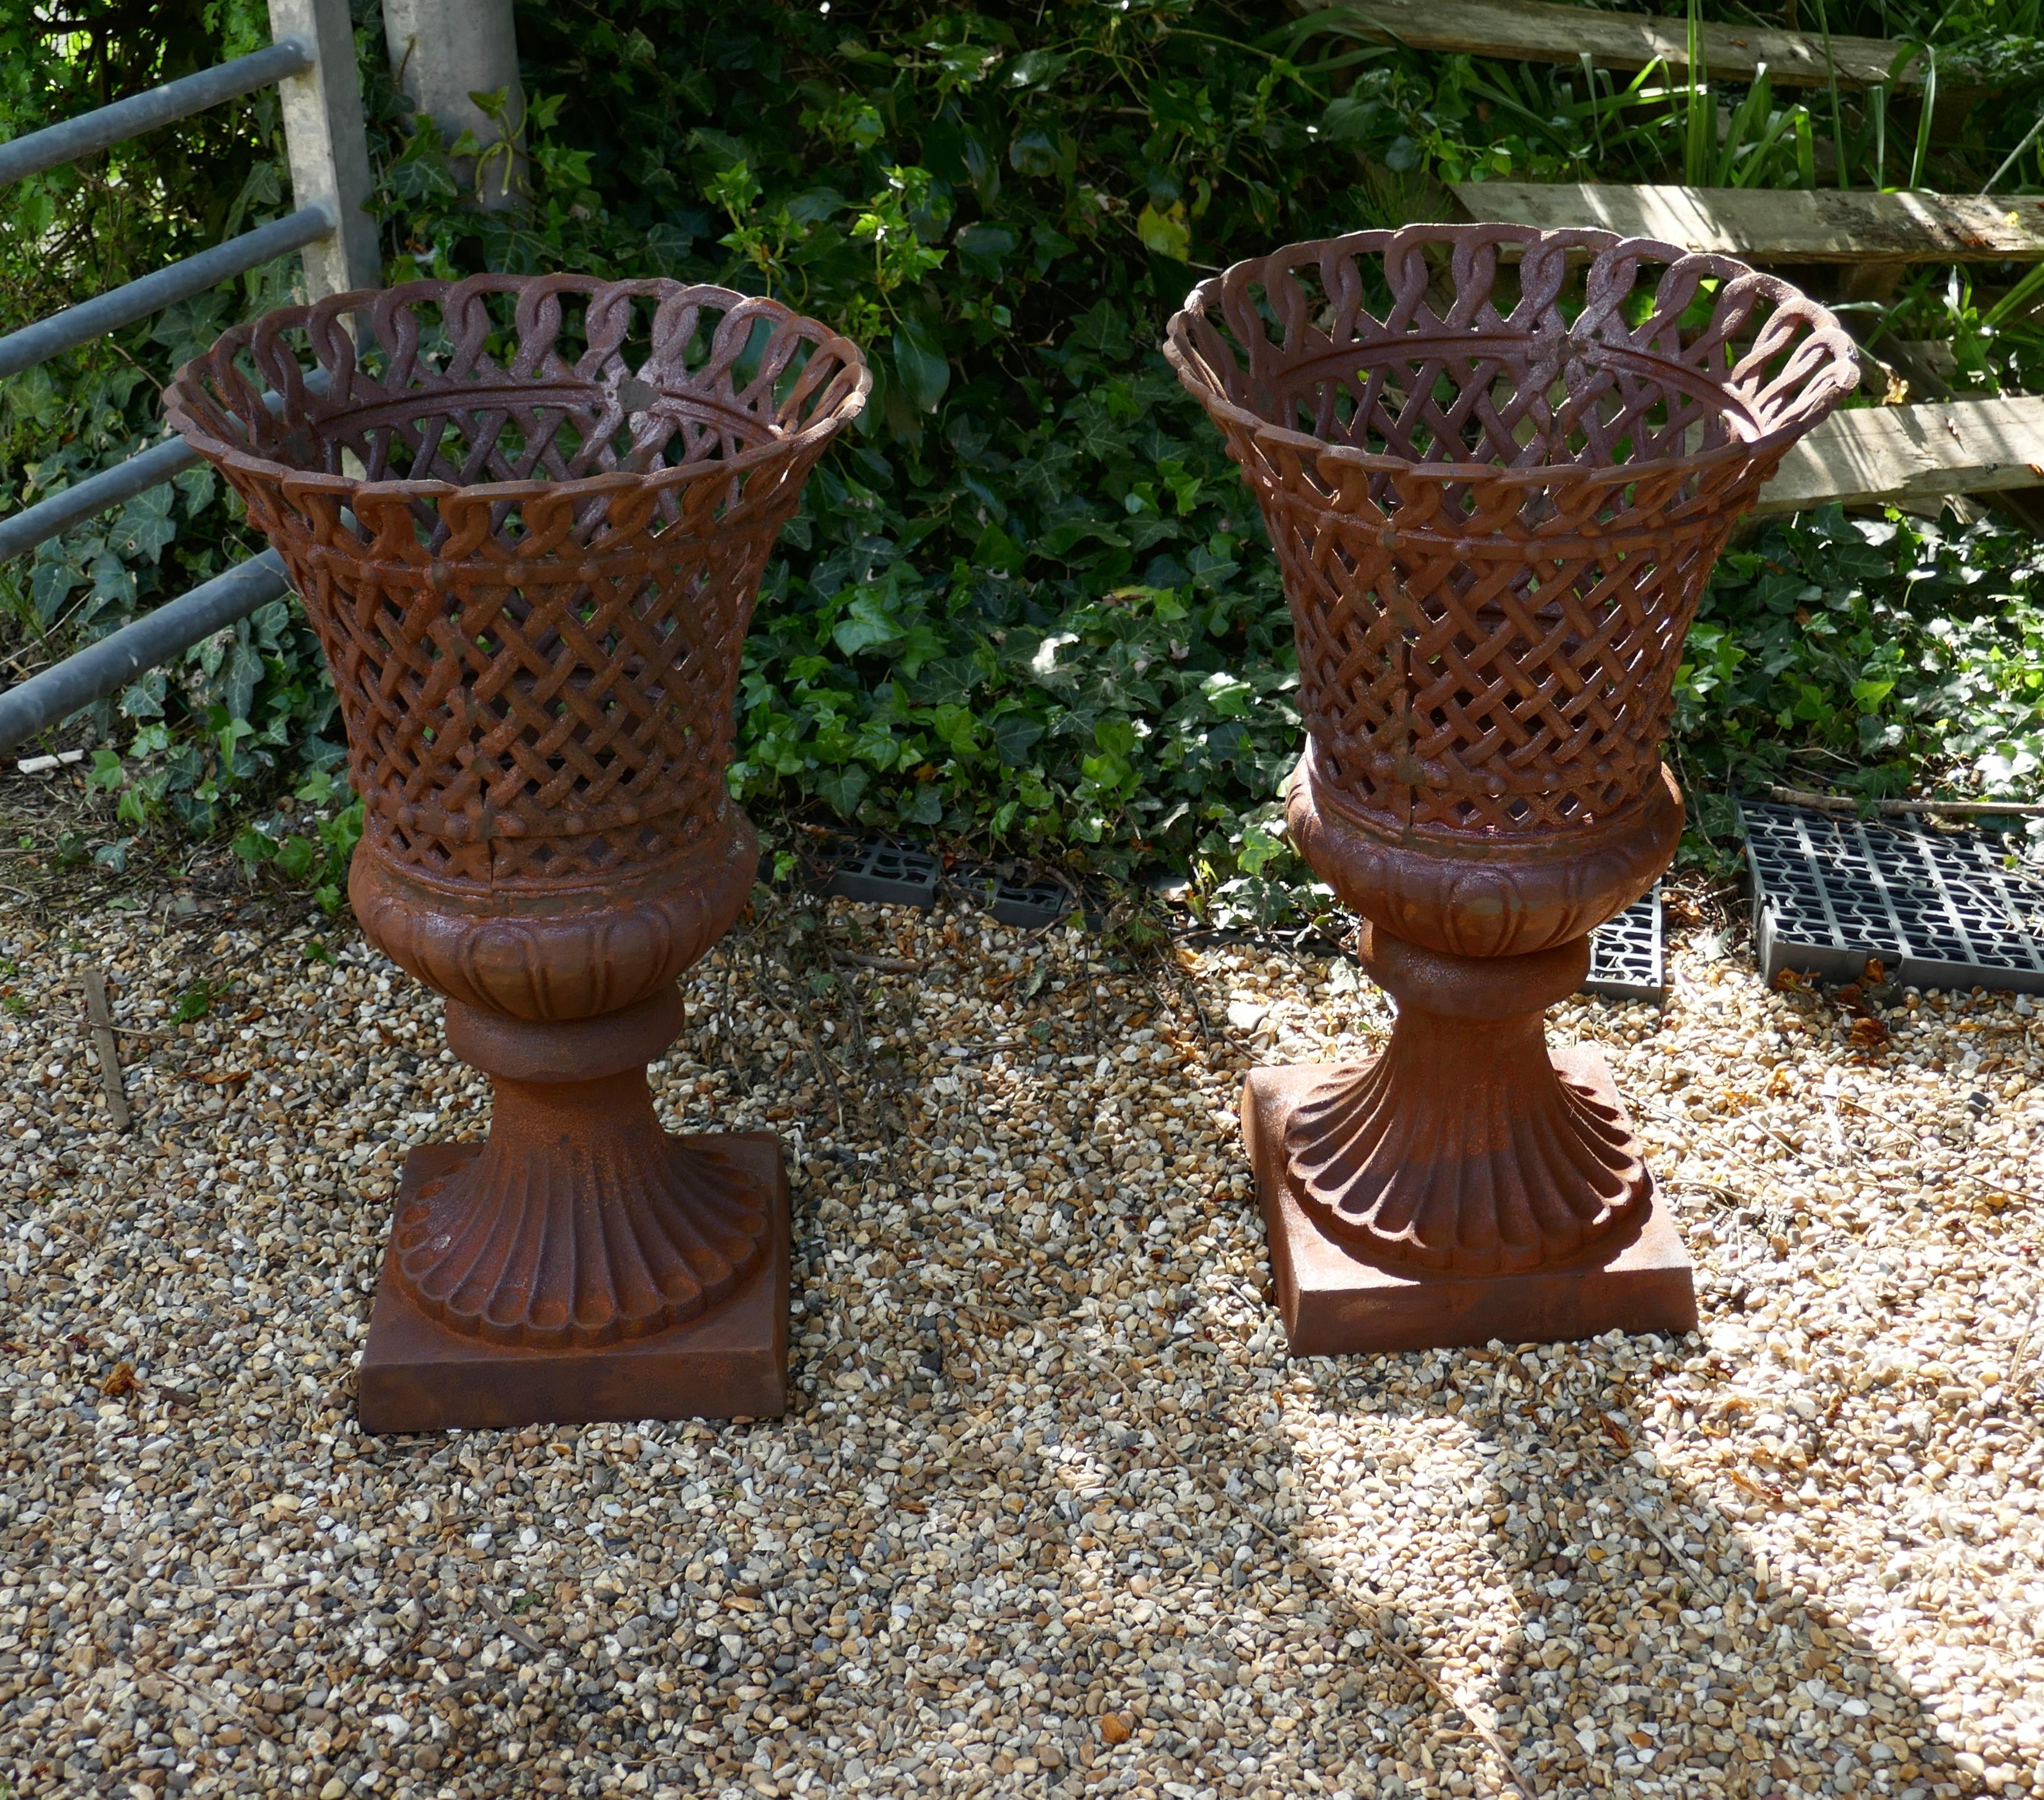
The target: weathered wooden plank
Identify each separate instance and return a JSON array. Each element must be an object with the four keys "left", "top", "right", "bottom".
[
  {"left": 1301, "top": 0, "right": 1921, "bottom": 88},
  {"left": 1753, "top": 398, "right": 2044, "bottom": 514},
  {"left": 1453, "top": 182, "right": 2044, "bottom": 263}
]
